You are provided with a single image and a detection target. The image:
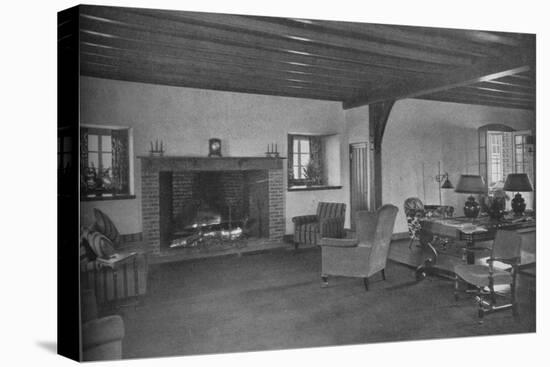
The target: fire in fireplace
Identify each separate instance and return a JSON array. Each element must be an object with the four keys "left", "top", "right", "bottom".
[
  {"left": 159, "top": 170, "right": 270, "bottom": 251},
  {"left": 140, "top": 156, "right": 285, "bottom": 254}
]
